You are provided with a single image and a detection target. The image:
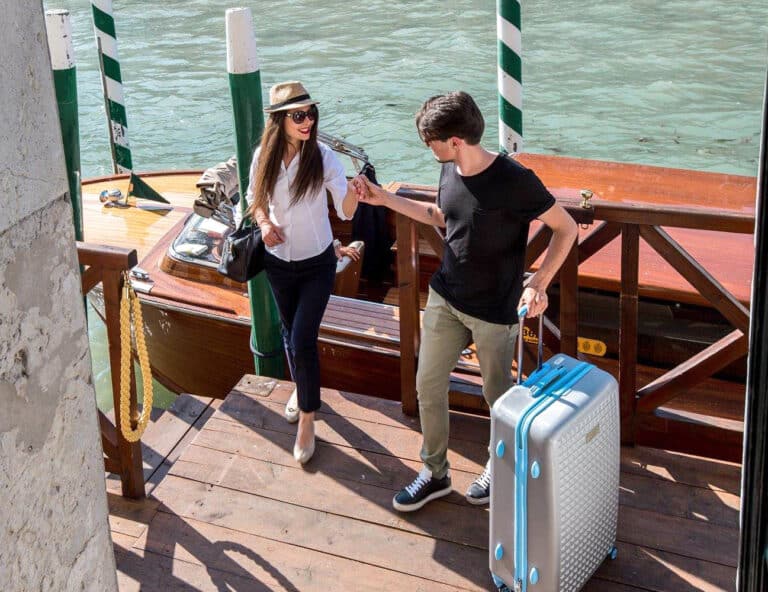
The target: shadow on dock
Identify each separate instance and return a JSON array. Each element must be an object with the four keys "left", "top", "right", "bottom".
[{"left": 107, "top": 376, "right": 740, "bottom": 591}]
